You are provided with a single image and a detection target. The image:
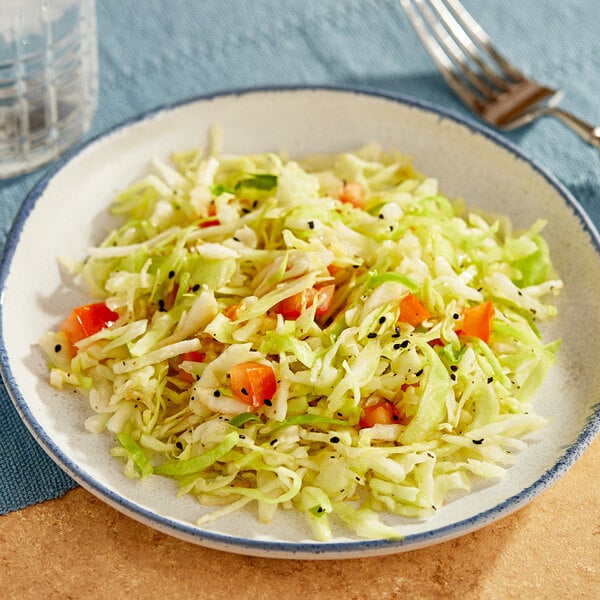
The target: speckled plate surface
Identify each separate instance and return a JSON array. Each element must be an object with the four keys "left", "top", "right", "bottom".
[{"left": 1, "top": 87, "right": 599, "bottom": 559}]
